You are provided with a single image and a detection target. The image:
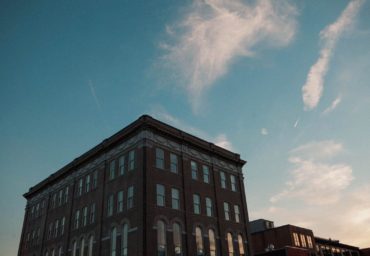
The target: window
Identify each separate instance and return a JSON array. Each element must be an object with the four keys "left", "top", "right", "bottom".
[
  {"left": 81, "top": 238, "right": 85, "bottom": 256},
  {"left": 58, "top": 190, "right": 63, "bottom": 206},
  {"left": 90, "top": 203, "right": 96, "bottom": 224},
  {"left": 128, "top": 150, "right": 135, "bottom": 171},
  {"left": 293, "top": 232, "right": 300, "bottom": 246},
  {"left": 58, "top": 246, "right": 63, "bottom": 256},
  {"left": 88, "top": 236, "right": 94, "bottom": 256},
  {"left": 108, "top": 194, "right": 114, "bottom": 216},
  {"left": 117, "top": 191, "right": 124, "bottom": 212},
  {"left": 193, "top": 194, "right": 201, "bottom": 214},
  {"left": 74, "top": 210, "right": 80, "bottom": 229},
  {"left": 54, "top": 219, "right": 59, "bottom": 237},
  {"left": 227, "top": 233, "right": 234, "bottom": 256},
  {"left": 111, "top": 227, "right": 117, "bottom": 256},
  {"left": 36, "top": 228, "right": 40, "bottom": 244},
  {"left": 83, "top": 206, "right": 88, "bottom": 226},
  {"left": 121, "top": 224, "right": 128, "bottom": 256},
  {"left": 195, "top": 226, "right": 204, "bottom": 256},
  {"left": 156, "top": 148, "right": 165, "bottom": 169},
  {"left": 203, "top": 166, "right": 210, "bottom": 183},
  {"left": 230, "top": 175, "right": 237, "bottom": 191},
  {"left": 171, "top": 188, "right": 180, "bottom": 210},
  {"left": 209, "top": 229, "right": 216, "bottom": 256},
  {"left": 157, "top": 220, "right": 167, "bottom": 256},
  {"left": 173, "top": 223, "right": 182, "bottom": 256},
  {"left": 51, "top": 249, "right": 55, "bottom": 256},
  {"left": 72, "top": 241, "right": 77, "bottom": 256},
  {"left": 205, "top": 197, "right": 213, "bottom": 217},
  {"left": 220, "top": 171, "right": 226, "bottom": 189},
  {"left": 156, "top": 184, "right": 165, "bottom": 207},
  {"left": 170, "top": 153, "right": 178, "bottom": 173},
  {"left": 78, "top": 178, "right": 83, "bottom": 196},
  {"left": 119, "top": 155, "right": 125, "bottom": 175},
  {"left": 109, "top": 160, "right": 116, "bottom": 180},
  {"left": 307, "top": 236, "right": 313, "bottom": 248},
  {"left": 86, "top": 175, "right": 91, "bottom": 193},
  {"left": 92, "top": 171, "right": 98, "bottom": 189},
  {"left": 64, "top": 186, "right": 69, "bottom": 204},
  {"left": 127, "top": 186, "right": 134, "bottom": 209},
  {"left": 300, "top": 234, "right": 307, "bottom": 247},
  {"left": 234, "top": 205, "right": 240, "bottom": 223},
  {"left": 238, "top": 235, "right": 245, "bottom": 256},
  {"left": 224, "top": 202, "right": 230, "bottom": 221},
  {"left": 52, "top": 193, "right": 57, "bottom": 208},
  {"left": 61, "top": 217, "right": 65, "bottom": 235},
  {"left": 45, "top": 250, "right": 49, "bottom": 256},
  {"left": 48, "top": 223, "right": 53, "bottom": 239},
  {"left": 191, "top": 161, "right": 198, "bottom": 180}
]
